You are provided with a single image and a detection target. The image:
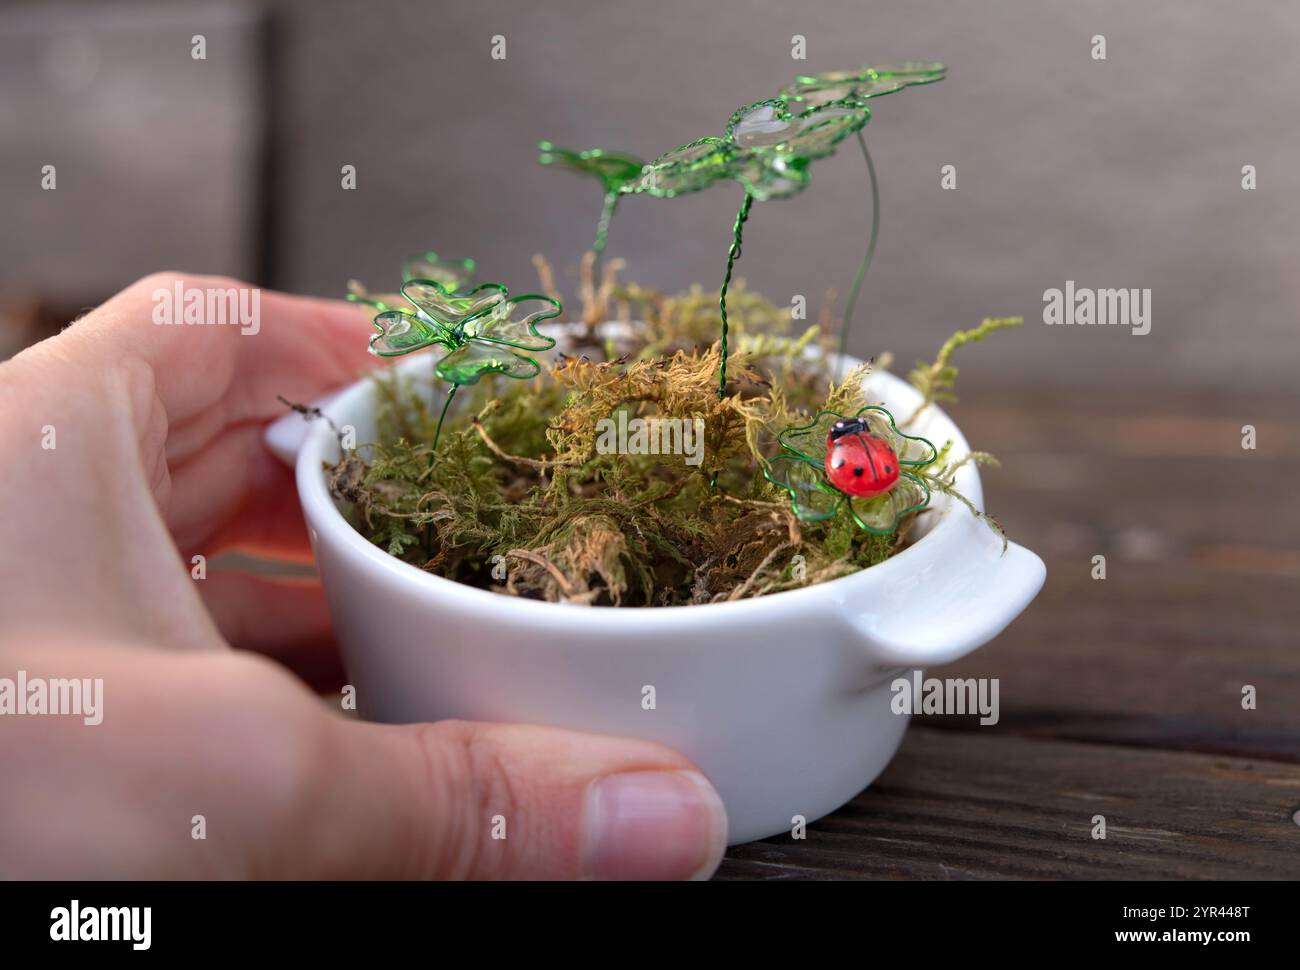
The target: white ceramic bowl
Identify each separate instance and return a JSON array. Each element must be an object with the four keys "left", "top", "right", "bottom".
[{"left": 266, "top": 354, "right": 1045, "bottom": 844}]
